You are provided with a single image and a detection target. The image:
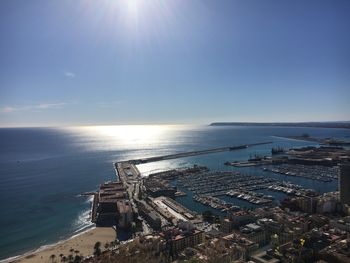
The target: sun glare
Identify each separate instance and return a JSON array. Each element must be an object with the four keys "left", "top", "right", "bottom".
[
  {"left": 126, "top": 0, "right": 140, "bottom": 18},
  {"left": 69, "top": 125, "right": 176, "bottom": 151},
  {"left": 90, "top": 125, "right": 166, "bottom": 142},
  {"left": 83, "top": 0, "right": 178, "bottom": 43}
]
